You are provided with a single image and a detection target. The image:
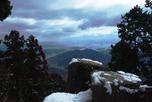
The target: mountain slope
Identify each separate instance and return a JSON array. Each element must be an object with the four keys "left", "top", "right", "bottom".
[{"left": 47, "top": 49, "right": 111, "bottom": 69}]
